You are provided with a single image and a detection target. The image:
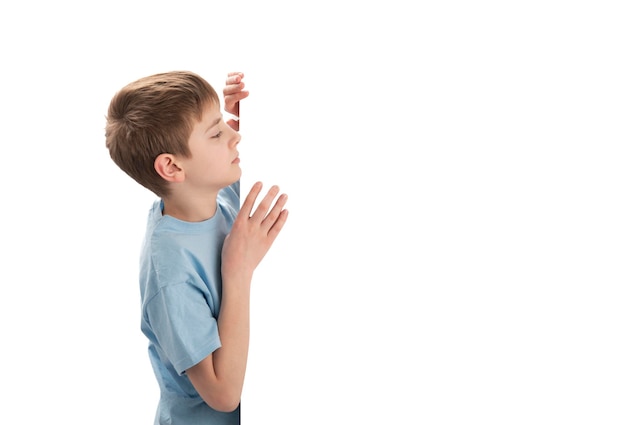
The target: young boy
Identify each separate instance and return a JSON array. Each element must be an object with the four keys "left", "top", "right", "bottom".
[{"left": 105, "top": 71, "right": 288, "bottom": 424}]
